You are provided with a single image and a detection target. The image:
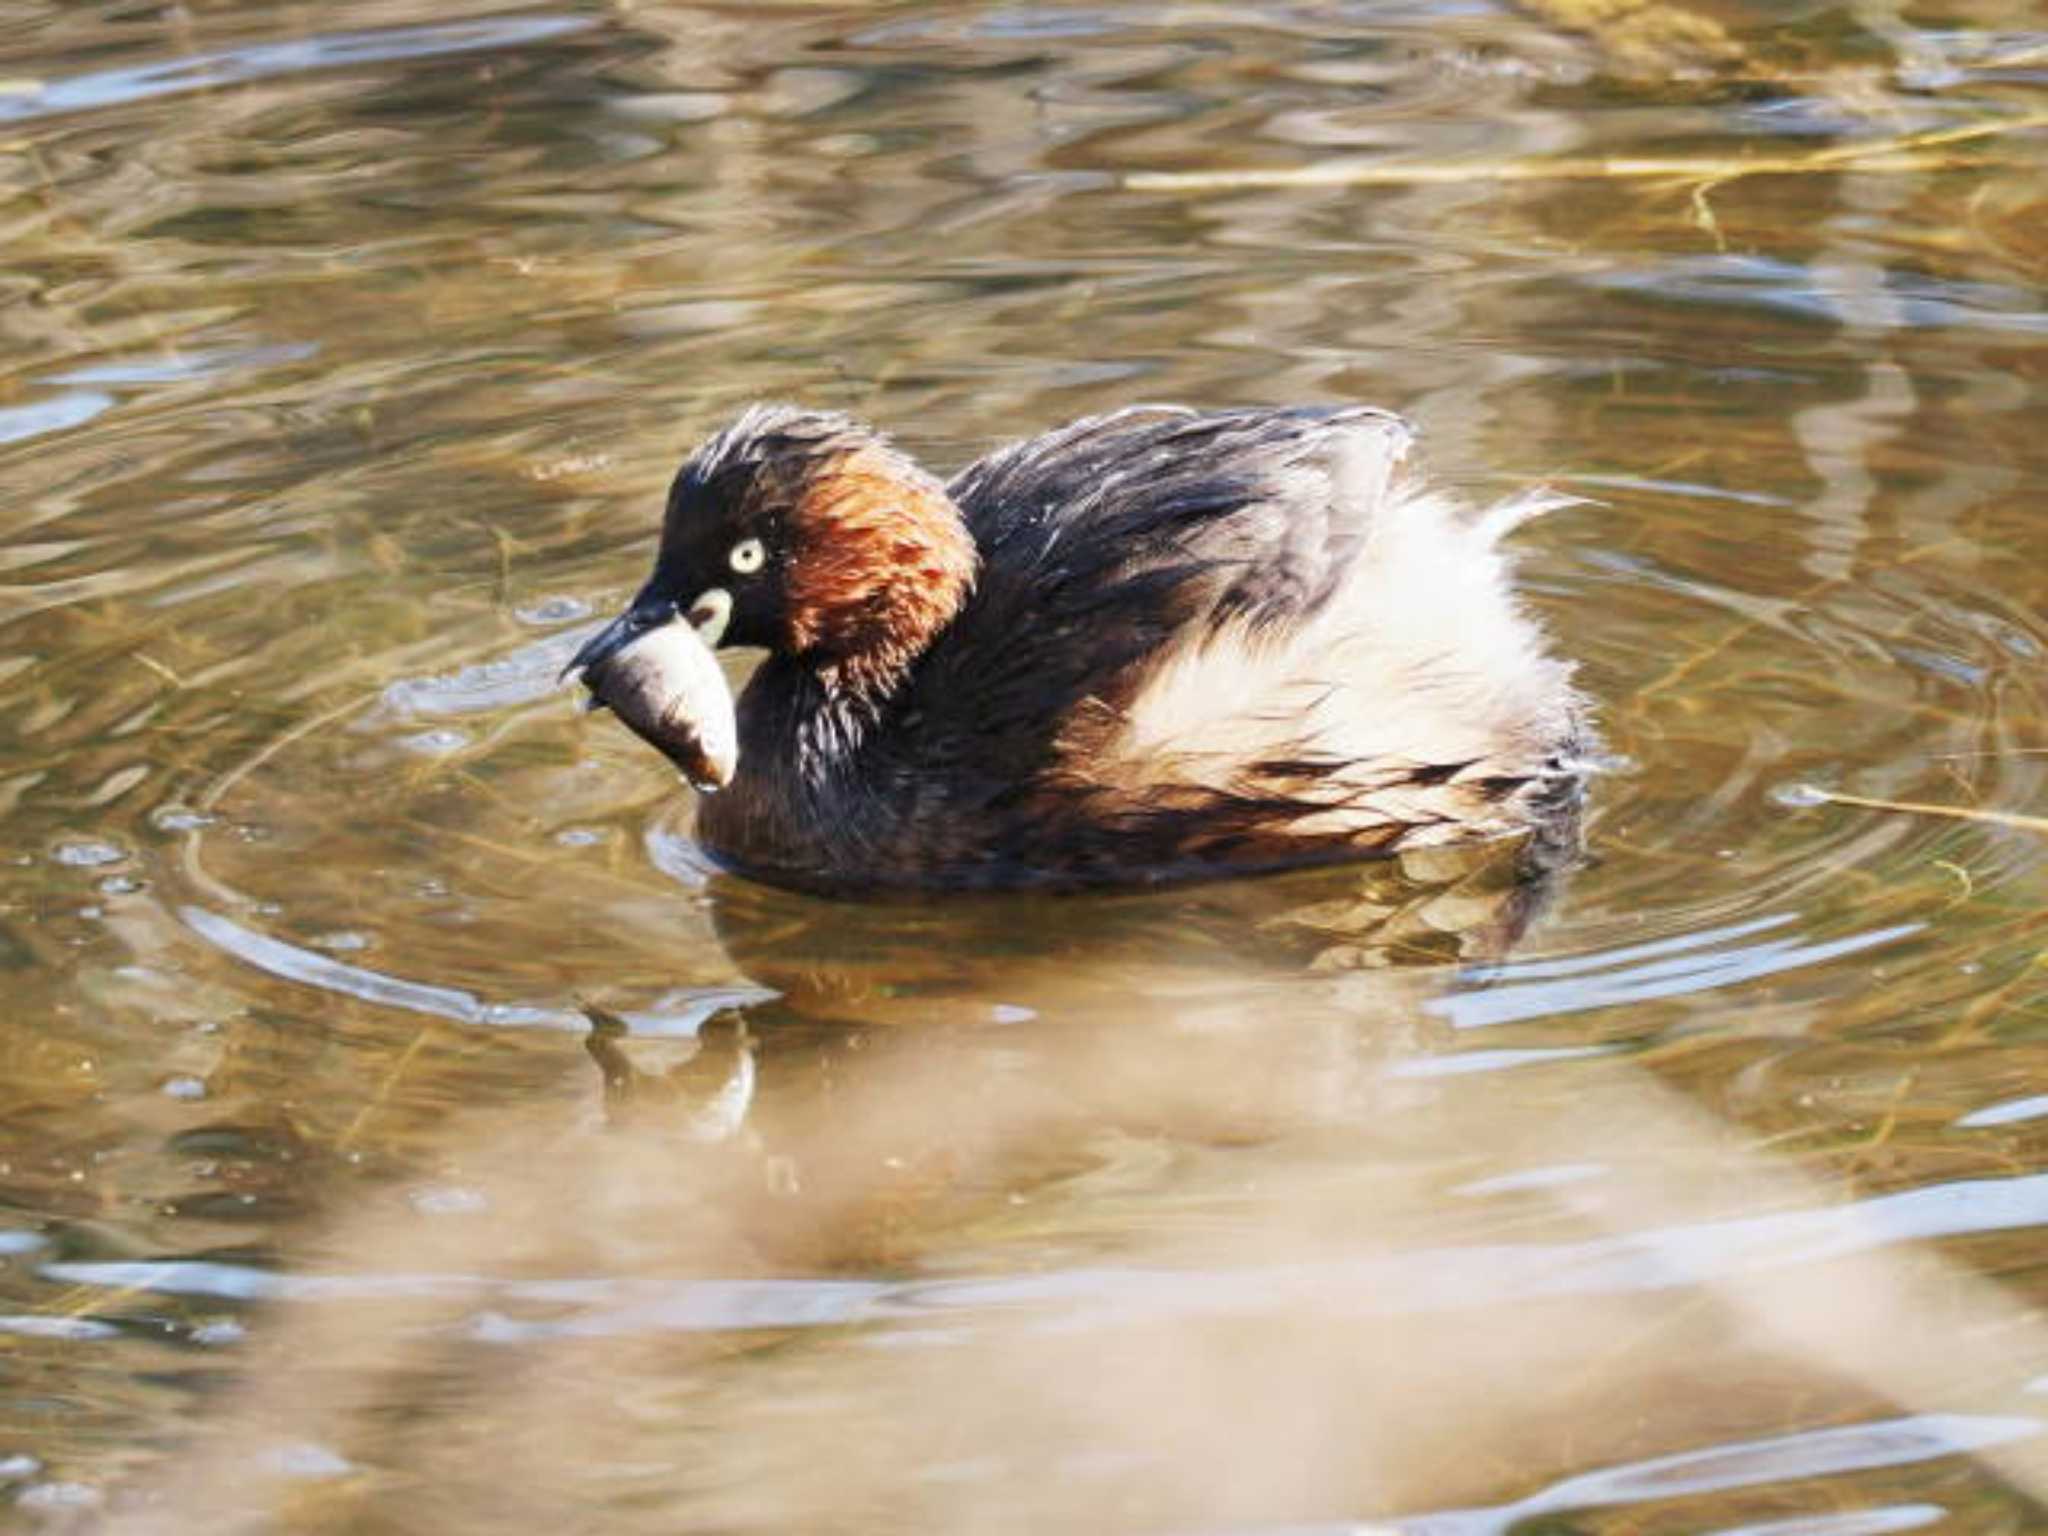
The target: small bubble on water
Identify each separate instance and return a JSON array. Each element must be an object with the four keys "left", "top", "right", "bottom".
[
  {"left": 51, "top": 840, "right": 122, "bottom": 868},
  {"left": 150, "top": 804, "right": 215, "bottom": 833},
  {"left": 264, "top": 1443, "right": 354, "bottom": 1481},
  {"left": 17, "top": 1481, "right": 100, "bottom": 1512},
  {"left": 816, "top": 131, "right": 881, "bottom": 157},
  {"left": 515, "top": 595, "right": 592, "bottom": 626},
  {"left": 1770, "top": 782, "right": 1832, "bottom": 809},
  {"left": 309, "top": 931, "right": 370, "bottom": 953},
  {"left": 1986, "top": 619, "right": 2042, "bottom": 659},
  {"left": 399, "top": 728, "right": 471, "bottom": 756},
  {"left": 161, "top": 1075, "right": 207, "bottom": 1101},
  {"left": 554, "top": 826, "right": 604, "bottom": 847},
  {"left": 190, "top": 1319, "right": 246, "bottom": 1347},
  {"left": 97, "top": 874, "right": 142, "bottom": 896},
  {"left": 410, "top": 1184, "right": 490, "bottom": 1217},
  {"left": 0, "top": 1455, "right": 40, "bottom": 1481},
  {"left": 470, "top": 1310, "right": 524, "bottom": 1344}
]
